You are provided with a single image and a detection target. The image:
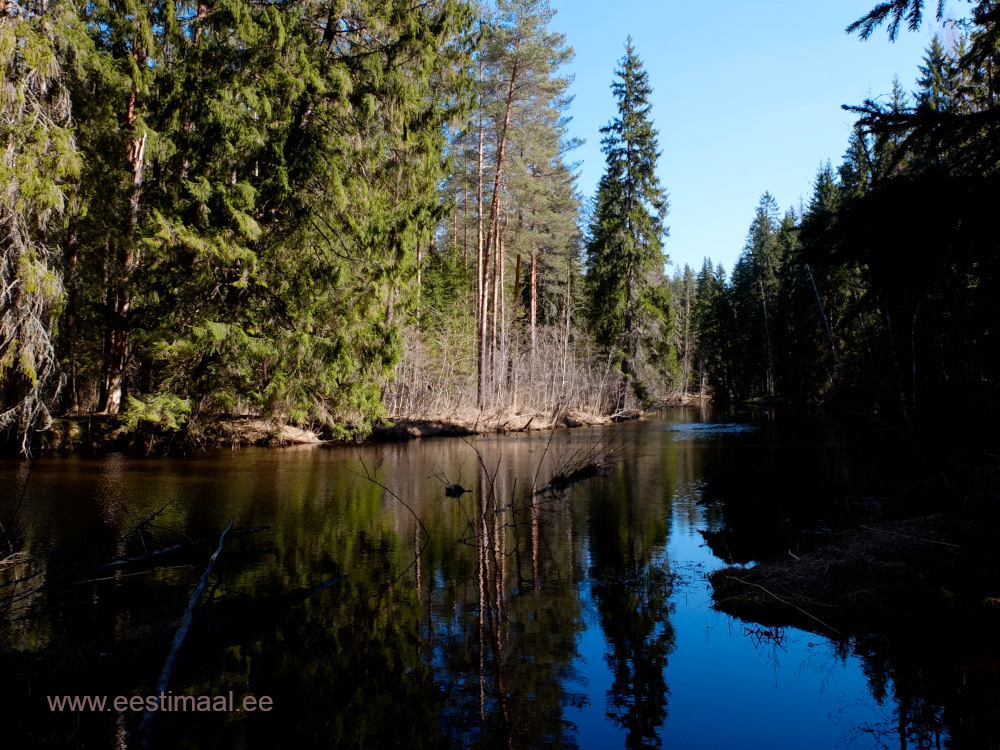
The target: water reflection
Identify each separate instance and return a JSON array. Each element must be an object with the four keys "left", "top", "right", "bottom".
[
  {"left": 0, "top": 411, "right": 997, "bottom": 748},
  {"left": 585, "top": 461, "right": 675, "bottom": 747}
]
